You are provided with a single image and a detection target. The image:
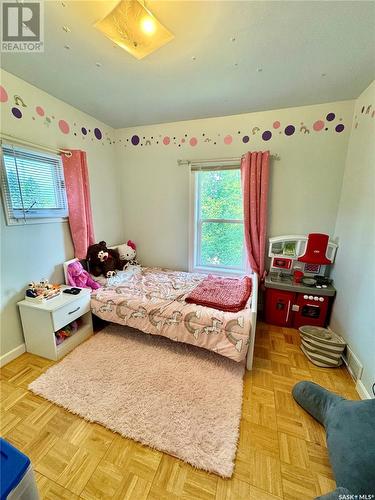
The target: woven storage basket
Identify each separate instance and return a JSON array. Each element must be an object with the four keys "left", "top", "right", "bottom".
[{"left": 299, "top": 326, "right": 346, "bottom": 367}]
